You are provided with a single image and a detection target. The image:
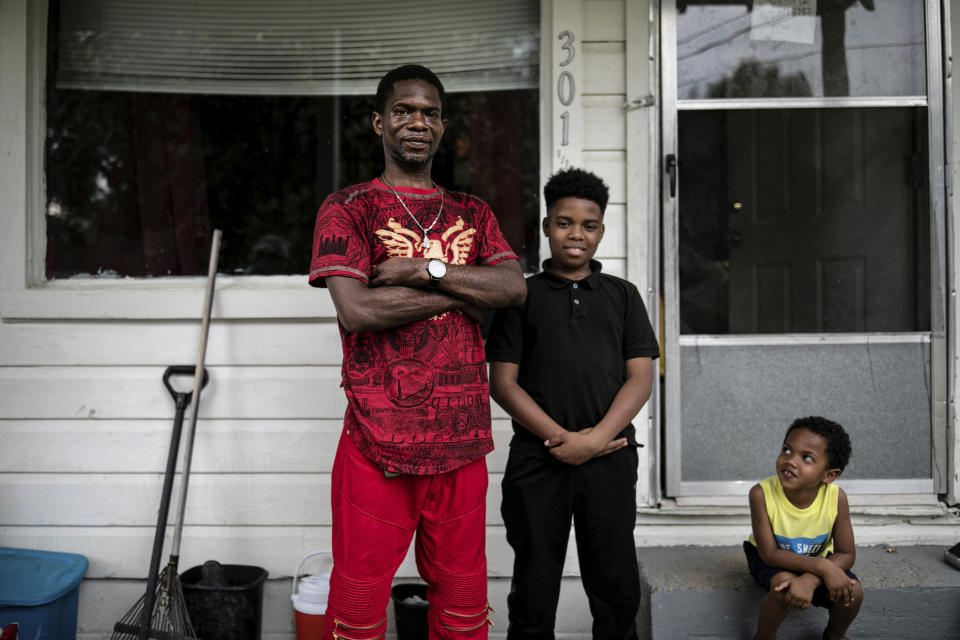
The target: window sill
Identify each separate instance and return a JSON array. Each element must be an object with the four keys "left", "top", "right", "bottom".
[
  {"left": 0, "top": 275, "right": 336, "bottom": 320},
  {"left": 643, "top": 496, "right": 950, "bottom": 520}
]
